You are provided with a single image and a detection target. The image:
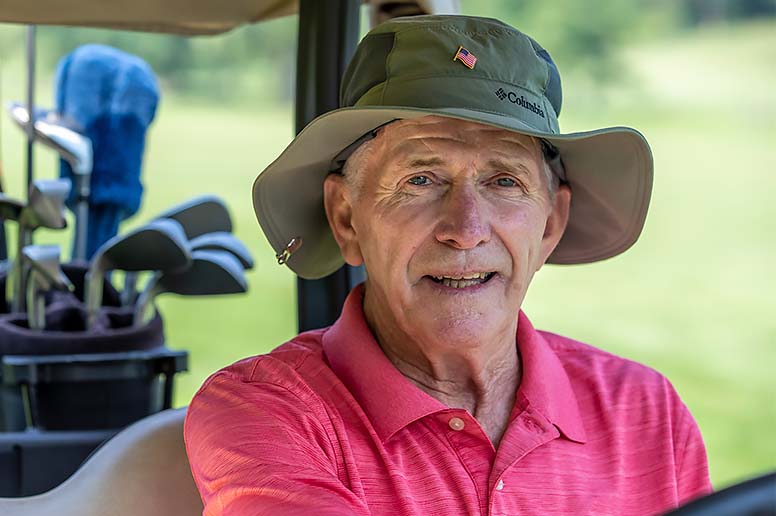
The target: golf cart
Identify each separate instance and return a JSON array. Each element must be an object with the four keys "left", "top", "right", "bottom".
[{"left": 0, "top": 1, "right": 773, "bottom": 515}]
